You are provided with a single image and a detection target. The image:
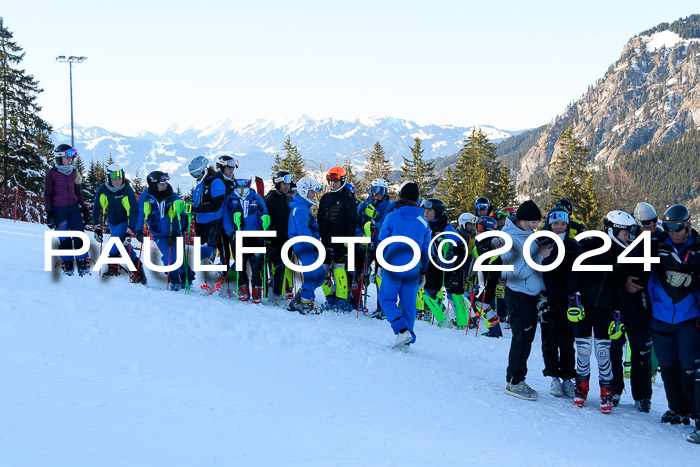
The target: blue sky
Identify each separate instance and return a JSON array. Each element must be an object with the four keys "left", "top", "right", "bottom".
[{"left": 4, "top": 1, "right": 699, "bottom": 134}]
